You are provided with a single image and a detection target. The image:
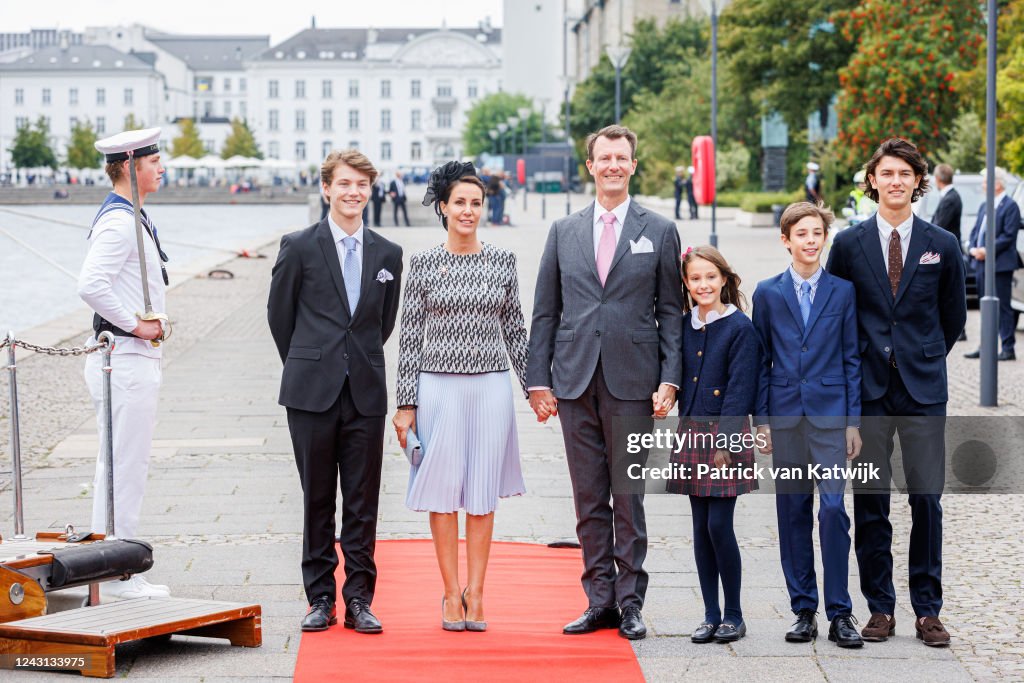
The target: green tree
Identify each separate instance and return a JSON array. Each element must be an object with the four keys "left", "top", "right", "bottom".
[
  {"left": 462, "top": 92, "right": 543, "bottom": 156},
  {"left": 220, "top": 117, "right": 263, "bottom": 159},
  {"left": 123, "top": 113, "right": 144, "bottom": 131},
  {"left": 171, "top": 118, "right": 204, "bottom": 158},
  {"left": 65, "top": 119, "right": 102, "bottom": 169},
  {"left": 933, "top": 111, "right": 985, "bottom": 172},
  {"left": 8, "top": 116, "right": 58, "bottom": 169},
  {"left": 833, "top": 0, "right": 983, "bottom": 166}
]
